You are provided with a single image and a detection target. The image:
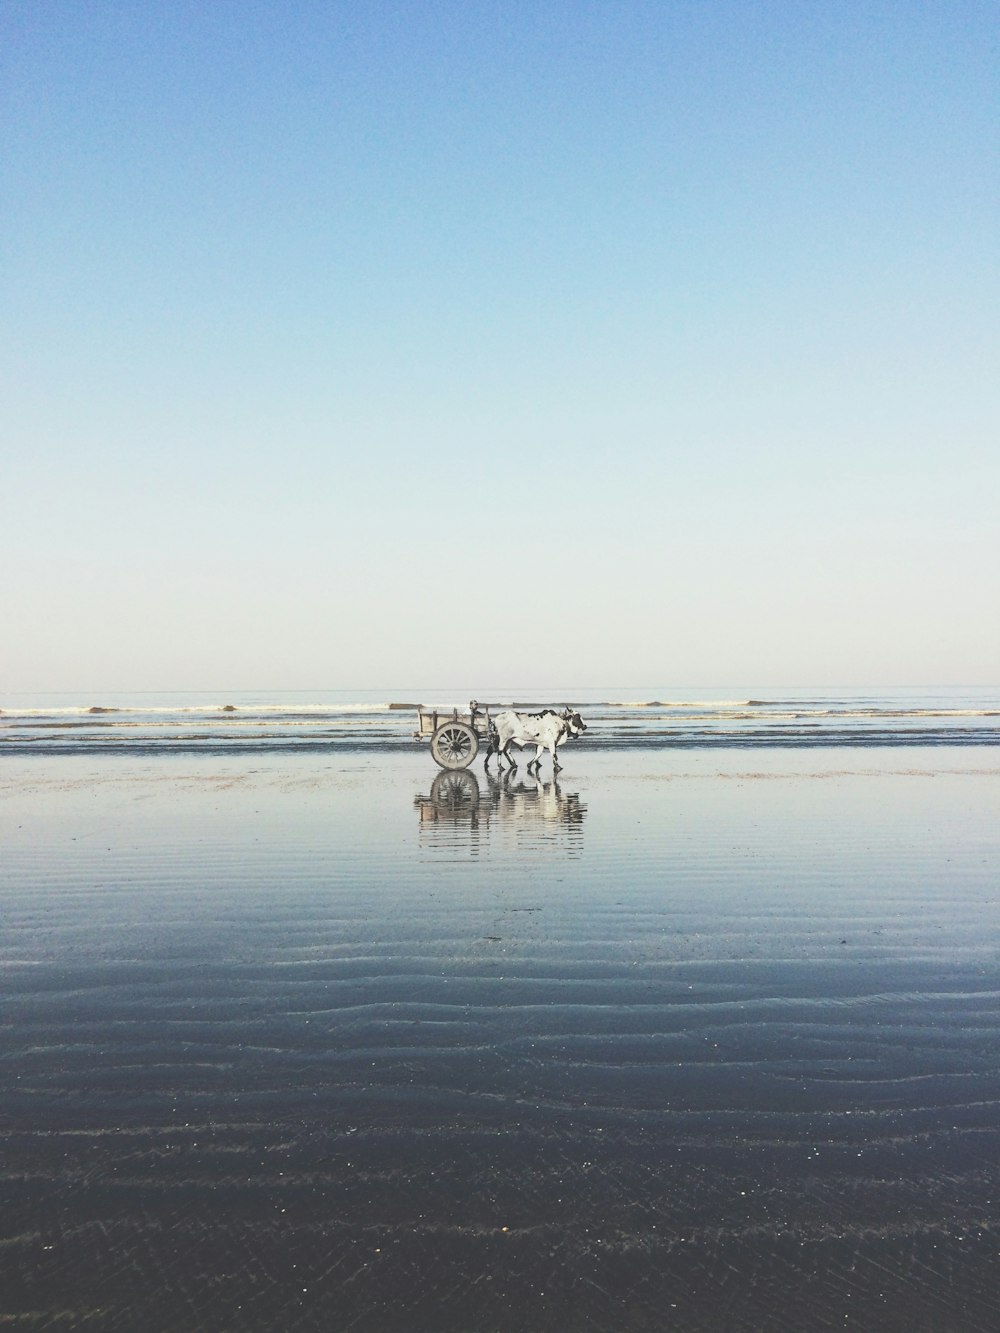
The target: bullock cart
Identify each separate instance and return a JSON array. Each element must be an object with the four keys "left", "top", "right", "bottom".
[
  {"left": 414, "top": 700, "right": 493, "bottom": 769},
  {"left": 414, "top": 701, "right": 586, "bottom": 770}
]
